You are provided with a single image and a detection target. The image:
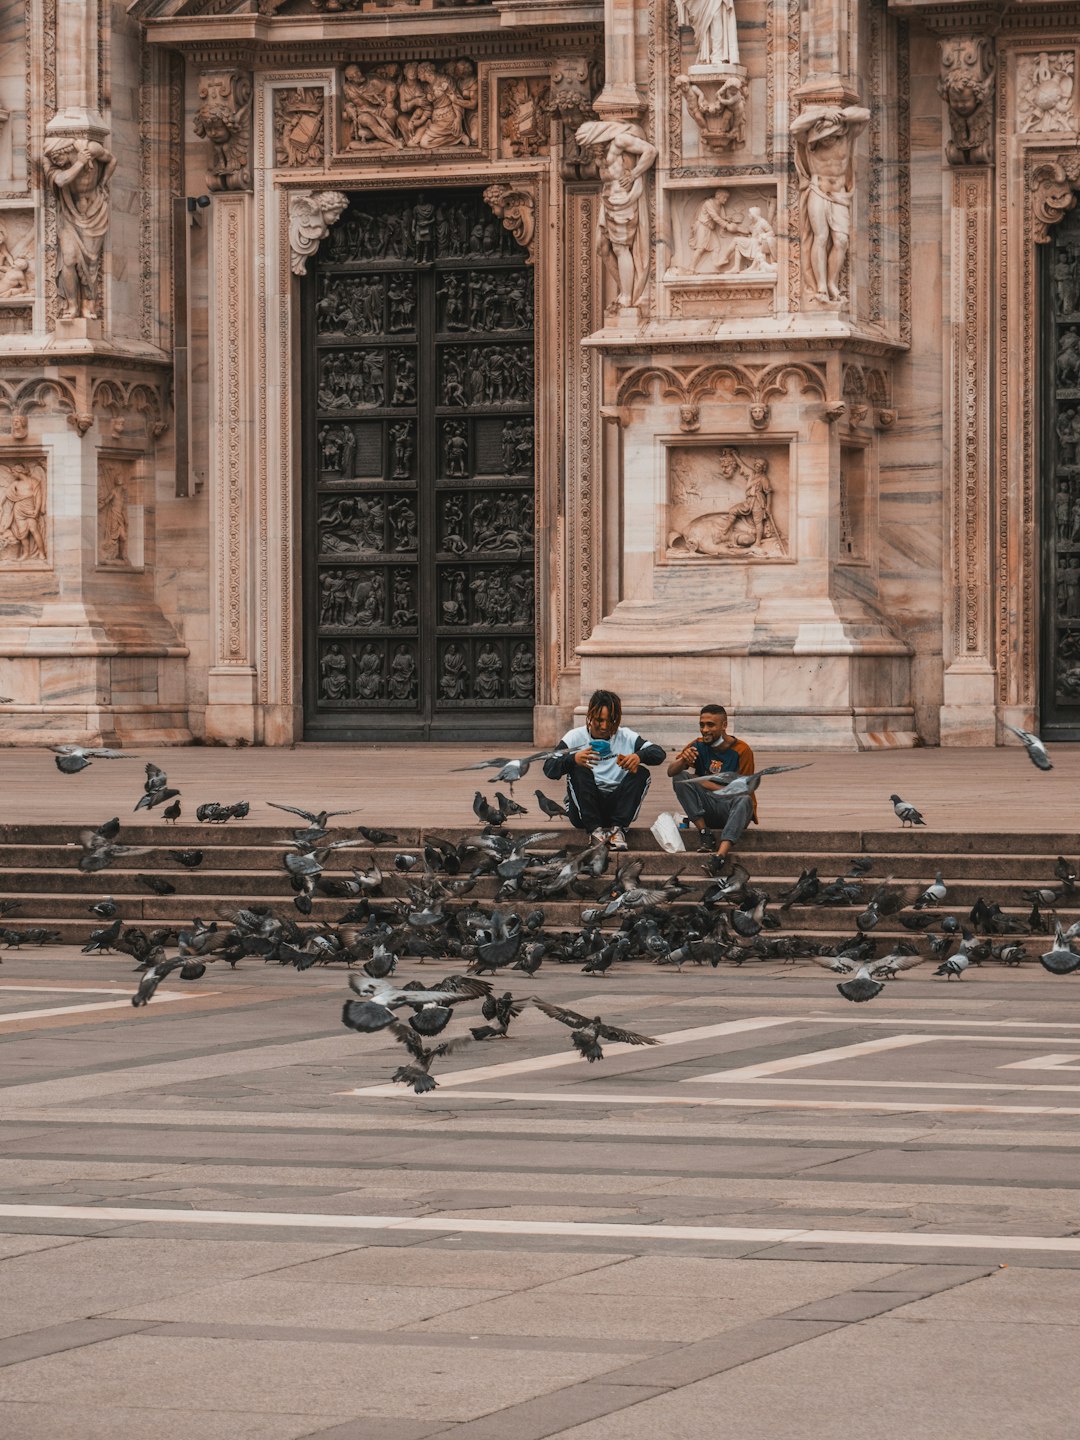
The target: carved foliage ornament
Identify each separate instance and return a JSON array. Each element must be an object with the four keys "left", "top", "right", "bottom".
[
  {"left": 1033, "top": 158, "right": 1080, "bottom": 246},
  {"left": 1018, "top": 51, "right": 1076, "bottom": 135},
  {"left": 938, "top": 36, "right": 994, "bottom": 167},
  {"left": 482, "top": 184, "right": 536, "bottom": 264},
  {"left": 194, "top": 70, "right": 252, "bottom": 191},
  {"left": 290, "top": 190, "right": 349, "bottom": 275}
]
